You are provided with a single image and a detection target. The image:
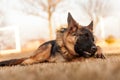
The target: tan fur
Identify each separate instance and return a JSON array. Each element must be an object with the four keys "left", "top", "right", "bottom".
[
  {"left": 22, "top": 44, "right": 52, "bottom": 65},
  {"left": 56, "top": 29, "right": 78, "bottom": 60}
]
